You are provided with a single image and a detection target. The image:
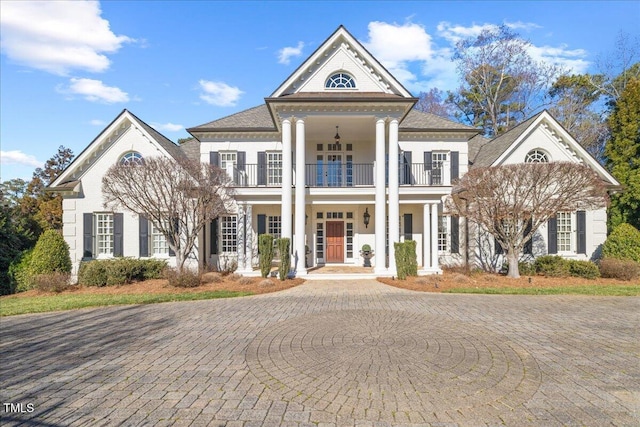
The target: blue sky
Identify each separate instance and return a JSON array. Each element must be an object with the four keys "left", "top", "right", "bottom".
[{"left": 1, "top": 0, "right": 639, "bottom": 182}]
